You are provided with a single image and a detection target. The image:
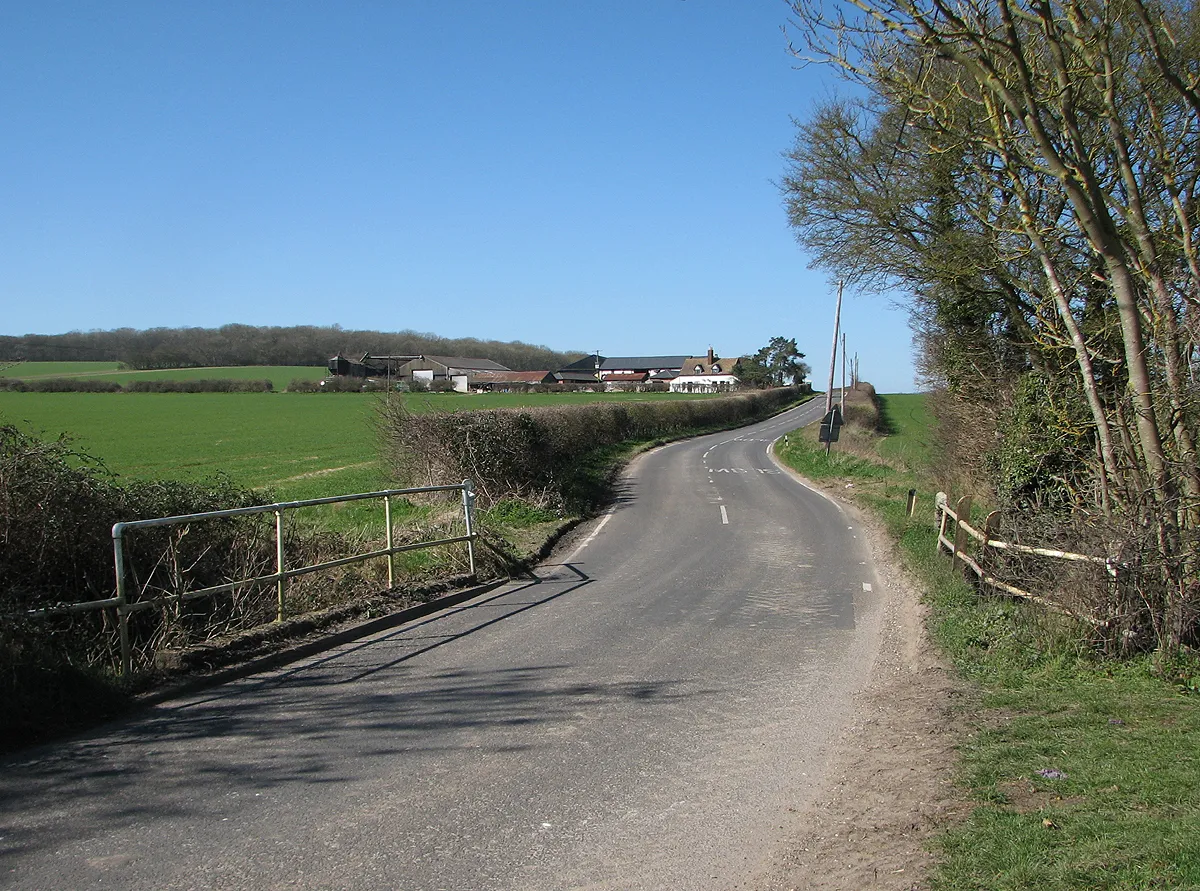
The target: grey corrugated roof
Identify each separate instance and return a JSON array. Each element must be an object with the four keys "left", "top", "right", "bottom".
[
  {"left": 559, "top": 354, "right": 605, "bottom": 372},
  {"left": 420, "top": 355, "right": 511, "bottom": 371},
  {"left": 600, "top": 356, "right": 688, "bottom": 371}
]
